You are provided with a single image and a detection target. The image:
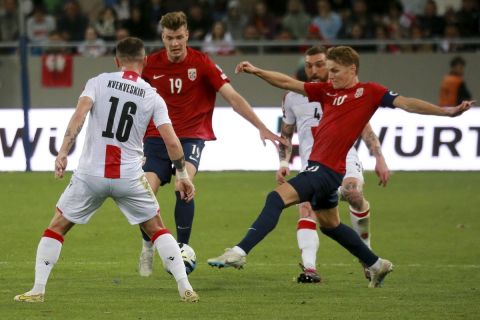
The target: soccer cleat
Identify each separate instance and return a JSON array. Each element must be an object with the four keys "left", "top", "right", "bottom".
[
  {"left": 359, "top": 260, "right": 372, "bottom": 281},
  {"left": 14, "top": 291, "right": 45, "bottom": 303},
  {"left": 181, "top": 290, "right": 199, "bottom": 303},
  {"left": 368, "top": 259, "right": 394, "bottom": 288},
  {"left": 138, "top": 246, "right": 154, "bottom": 277},
  {"left": 207, "top": 248, "right": 246, "bottom": 269},
  {"left": 297, "top": 263, "right": 321, "bottom": 283}
]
